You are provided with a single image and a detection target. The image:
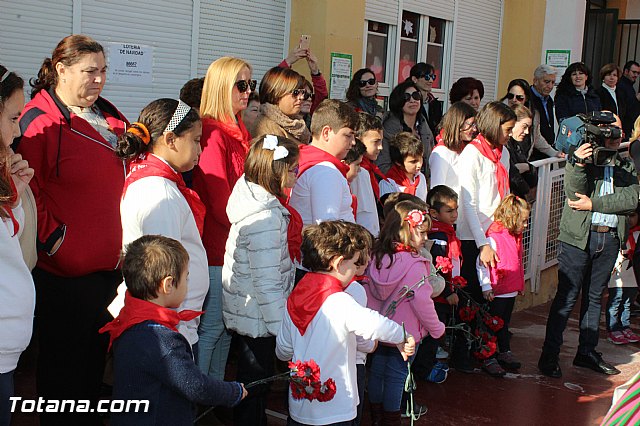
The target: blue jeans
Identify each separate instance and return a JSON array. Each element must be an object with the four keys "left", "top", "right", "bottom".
[
  {"left": 197, "top": 266, "right": 232, "bottom": 380},
  {"left": 367, "top": 345, "right": 413, "bottom": 412},
  {"left": 543, "top": 233, "right": 619, "bottom": 356},
  {"left": 0, "top": 370, "right": 14, "bottom": 426},
  {"left": 606, "top": 287, "right": 638, "bottom": 331}
]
